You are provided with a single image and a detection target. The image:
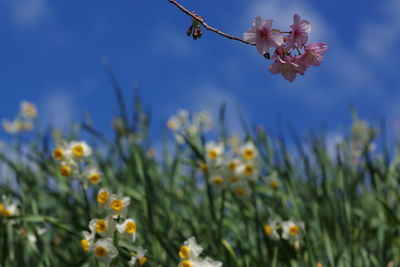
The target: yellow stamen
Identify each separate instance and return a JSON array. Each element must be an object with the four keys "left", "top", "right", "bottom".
[
  {"left": 235, "top": 187, "right": 247, "bottom": 196},
  {"left": 243, "top": 149, "right": 254, "bottom": 160},
  {"left": 60, "top": 165, "right": 71, "bottom": 177},
  {"left": 95, "top": 246, "right": 107, "bottom": 257},
  {"left": 212, "top": 176, "right": 223, "bottom": 185},
  {"left": 3, "top": 209, "right": 11, "bottom": 217},
  {"left": 207, "top": 148, "right": 218, "bottom": 159},
  {"left": 228, "top": 161, "right": 237, "bottom": 170},
  {"left": 53, "top": 148, "right": 64, "bottom": 160},
  {"left": 126, "top": 221, "right": 136, "bottom": 234},
  {"left": 95, "top": 219, "right": 107, "bottom": 233},
  {"left": 230, "top": 176, "right": 239, "bottom": 183},
  {"left": 97, "top": 191, "right": 109, "bottom": 204},
  {"left": 244, "top": 164, "right": 254, "bottom": 175},
  {"left": 111, "top": 199, "right": 123, "bottom": 211},
  {"left": 263, "top": 225, "right": 273, "bottom": 236},
  {"left": 139, "top": 257, "right": 148, "bottom": 266},
  {"left": 289, "top": 225, "right": 299, "bottom": 236},
  {"left": 89, "top": 173, "right": 100, "bottom": 184},
  {"left": 73, "top": 145, "right": 84, "bottom": 157},
  {"left": 81, "top": 239, "right": 89, "bottom": 252},
  {"left": 269, "top": 181, "right": 279, "bottom": 189},
  {"left": 181, "top": 260, "right": 192, "bottom": 267},
  {"left": 179, "top": 245, "right": 190, "bottom": 259}
]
